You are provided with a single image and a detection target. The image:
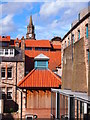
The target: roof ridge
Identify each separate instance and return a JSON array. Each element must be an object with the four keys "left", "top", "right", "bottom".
[
  {"left": 48, "top": 69, "right": 62, "bottom": 83},
  {"left": 18, "top": 68, "right": 36, "bottom": 86}
]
